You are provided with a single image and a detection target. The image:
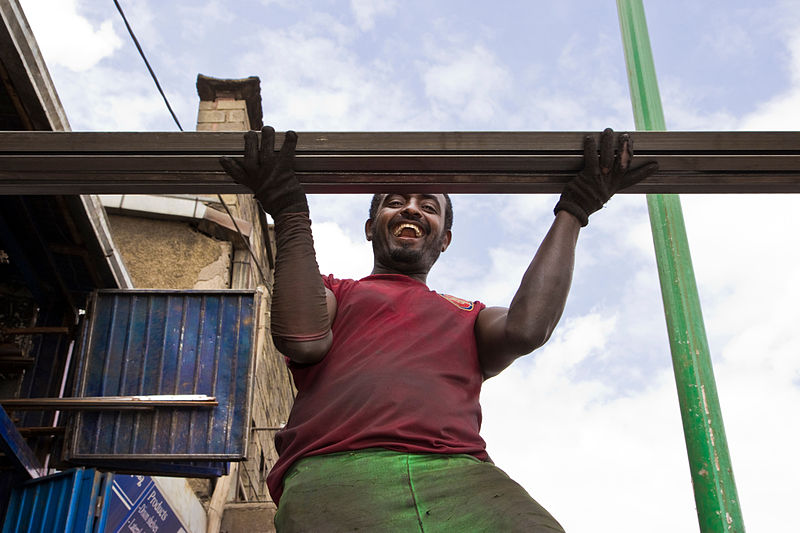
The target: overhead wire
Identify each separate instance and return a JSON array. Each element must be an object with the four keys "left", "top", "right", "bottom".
[
  {"left": 112, "top": 0, "right": 183, "bottom": 132},
  {"left": 112, "top": 0, "right": 269, "bottom": 285}
]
